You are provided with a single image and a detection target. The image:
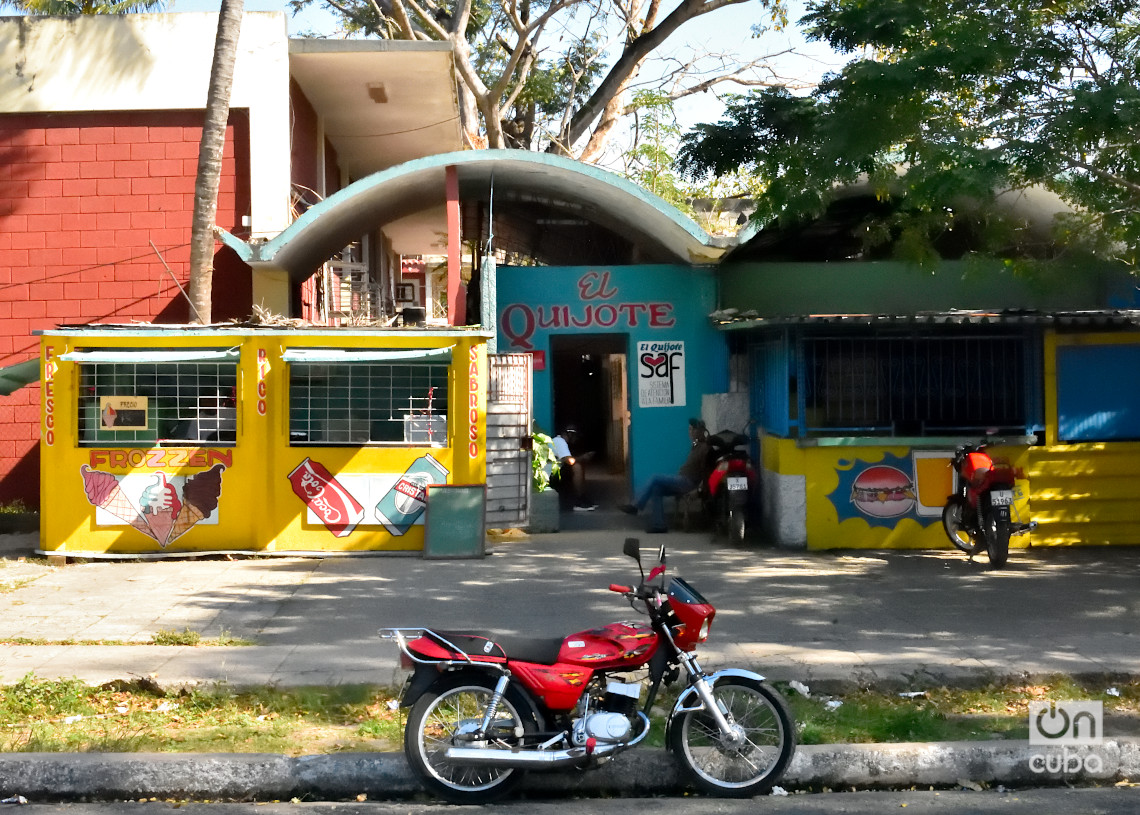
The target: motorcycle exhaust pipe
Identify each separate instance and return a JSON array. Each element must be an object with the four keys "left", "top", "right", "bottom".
[
  {"left": 444, "top": 712, "right": 650, "bottom": 769},
  {"left": 444, "top": 739, "right": 625, "bottom": 769}
]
